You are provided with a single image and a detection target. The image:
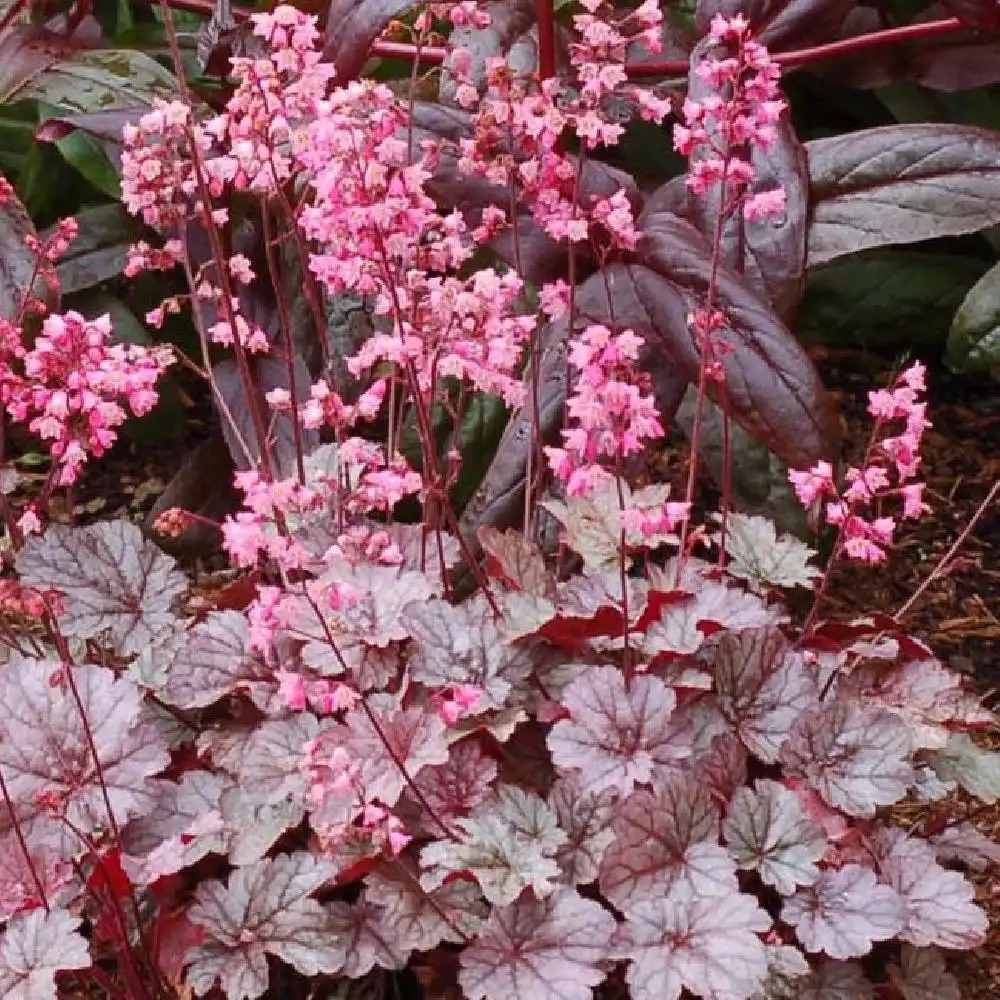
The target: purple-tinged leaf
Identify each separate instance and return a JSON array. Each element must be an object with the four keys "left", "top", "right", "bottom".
[
  {"left": 724, "top": 779, "right": 826, "bottom": 895},
  {"left": 715, "top": 626, "right": 820, "bottom": 764},
  {"left": 779, "top": 701, "right": 914, "bottom": 817},
  {"left": 214, "top": 353, "right": 317, "bottom": 478},
  {"left": 614, "top": 881, "right": 771, "bottom": 1000},
  {"left": 783, "top": 865, "right": 905, "bottom": 959},
  {"left": 238, "top": 715, "right": 318, "bottom": 806},
  {"left": 547, "top": 666, "right": 689, "bottom": 795},
  {"left": 752, "top": 943, "right": 811, "bottom": 999},
  {"left": 930, "top": 822, "right": 1000, "bottom": 872},
  {"left": 796, "top": 960, "right": 874, "bottom": 1000},
  {"left": 694, "top": 732, "right": 748, "bottom": 803},
  {"left": 929, "top": 732, "right": 1000, "bottom": 803},
  {"left": 220, "top": 788, "right": 305, "bottom": 867},
  {"left": 122, "top": 771, "right": 226, "bottom": 884},
  {"left": 365, "top": 860, "right": 487, "bottom": 951},
  {"left": 694, "top": 0, "right": 855, "bottom": 49},
  {"left": 323, "top": 0, "right": 414, "bottom": 83},
  {"left": 16, "top": 520, "right": 185, "bottom": 654},
  {"left": 439, "top": 0, "right": 537, "bottom": 105},
  {"left": 478, "top": 526, "right": 553, "bottom": 597},
  {"left": 650, "top": 559, "right": 787, "bottom": 633},
  {"left": 582, "top": 213, "right": 838, "bottom": 469},
  {"left": 0, "top": 178, "right": 56, "bottom": 321},
  {"left": 888, "top": 944, "right": 961, "bottom": 1000},
  {"left": 549, "top": 775, "right": 618, "bottom": 885},
  {"left": 598, "top": 773, "right": 726, "bottom": 914},
  {"left": 0, "top": 834, "right": 75, "bottom": 924},
  {"left": 325, "top": 896, "right": 410, "bottom": 977},
  {"left": 941, "top": 0, "right": 1000, "bottom": 29},
  {"left": 877, "top": 830, "right": 988, "bottom": 950},
  {"left": 806, "top": 125, "right": 1000, "bottom": 266},
  {"left": 404, "top": 740, "right": 498, "bottom": 828},
  {"left": 721, "top": 512, "right": 821, "bottom": 591},
  {"left": 420, "top": 785, "right": 566, "bottom": 905},
  {"left": 0, "top": 909, "right": 90, "bottom": 1000},
  {"left": 0, "top": 660, "right": 168, "bottom": 851},
  {"left": 844, "top": 657, "right": 993, "bottom": 752},
  {"left": 402, "top": 596, "right": 534, "bottom": 709},
  {"left": 459, "top": 887, "right": 615, "bottom": 1000},
  {"left": 681, "top": 47, "right": 808, "bottom": 322},
  {"left": 345, "top": 700, "right": 449, "bottom": 807},
  {"left": 186, "top": 853, "right": 340, "bottom": 999},
  {"left": 158, "top": 611, "right": 275, "bottom": 710}
]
